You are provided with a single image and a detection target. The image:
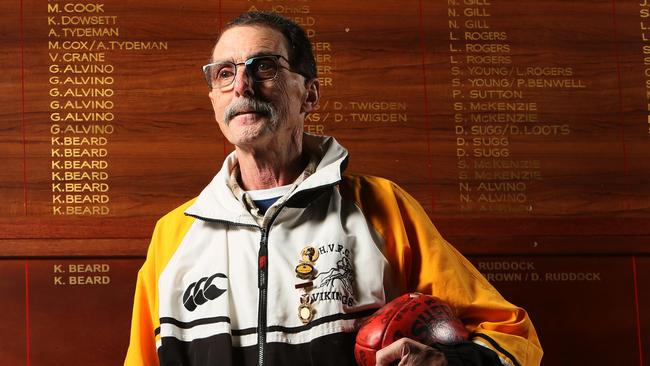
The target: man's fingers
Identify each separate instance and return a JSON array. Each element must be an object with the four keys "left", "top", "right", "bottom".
[
  {"left": 375, "top": 338, "right": 410, "bottom": 366},
  {"left": 375, "top": 338, "right": 447, "bottom": 366}
]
